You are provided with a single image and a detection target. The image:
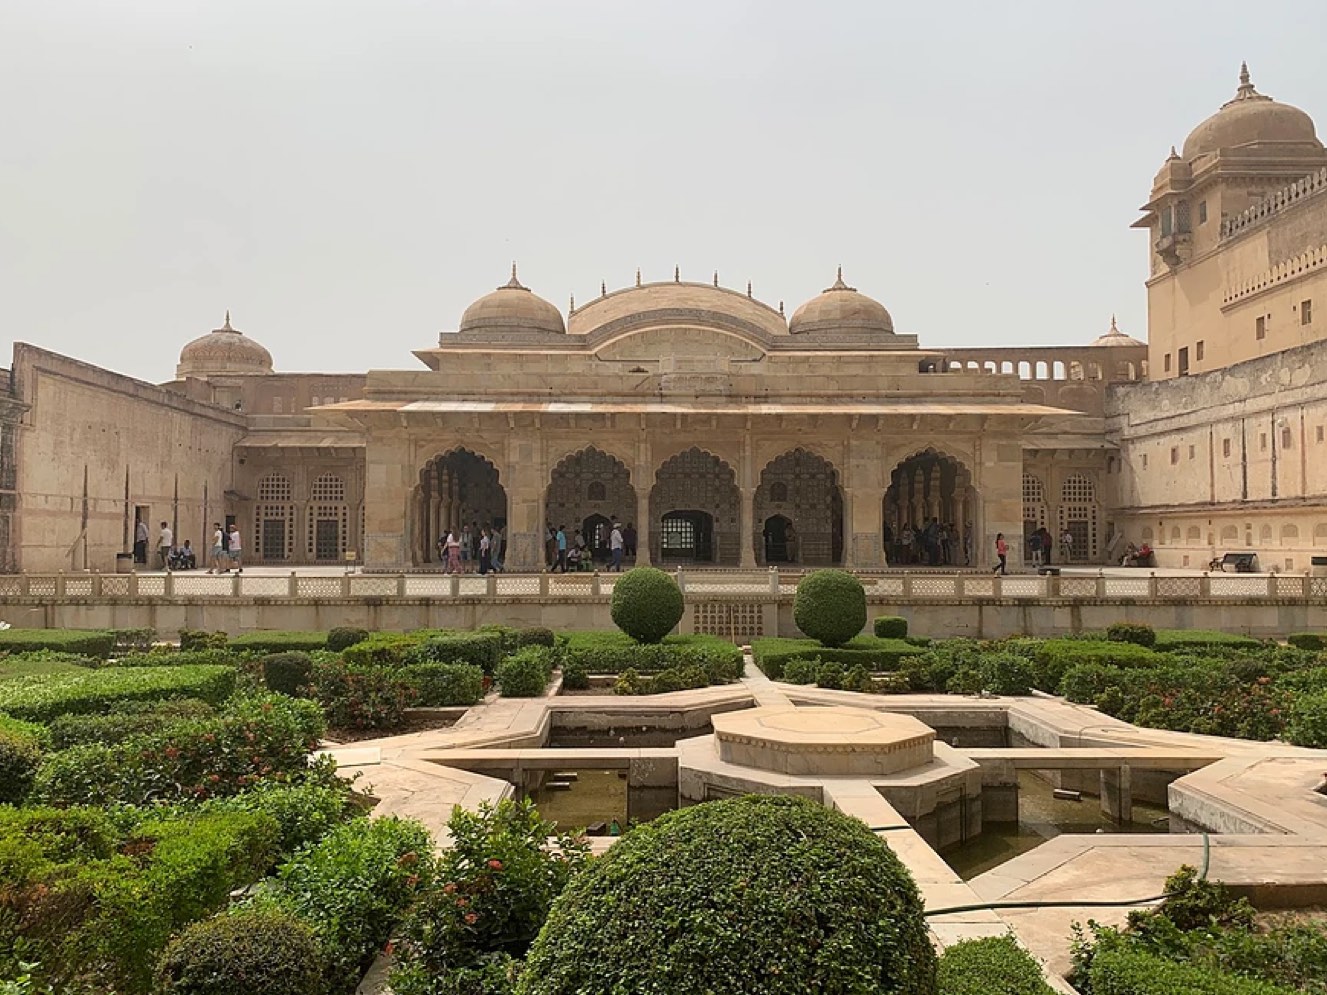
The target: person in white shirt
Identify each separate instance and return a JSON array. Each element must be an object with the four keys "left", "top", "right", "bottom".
[
  {"left": 134, "top": 518, "right": 149, "bottom": 564},
  {"left": 157, "top": 521, "right": 173, "bottom": 571},
  {"left": 227, "top": 524, "right": 243, "bottom": 573},
  {"left": 609, "top": 524, "right": 624, "bottom": 572},
  {"left": 208, "top": 523, "right": 225, "bottom": 574}
]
